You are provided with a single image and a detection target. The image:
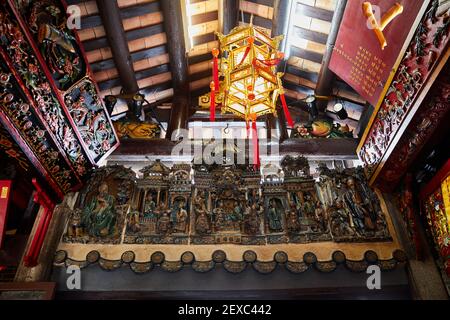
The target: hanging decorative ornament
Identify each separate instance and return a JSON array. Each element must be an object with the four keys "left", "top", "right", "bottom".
[
  {"left": 199, "top": 23, "right": 294, "bottom": 167},
  {"left": 212, "top": 47, "right": 220, "bottom": 91},
  {"left": 250, "top": 113, "right": 260, "bottom": 169},
  {"left": 209, "top": 81, "right": 216, "bottom": 122}
]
